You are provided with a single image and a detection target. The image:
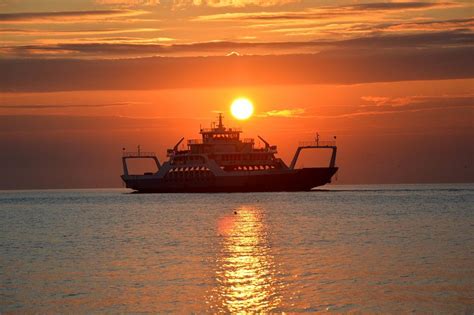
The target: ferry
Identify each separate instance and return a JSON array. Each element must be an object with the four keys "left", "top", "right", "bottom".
[{"left": 121, "top": 114, "right": 338, "bottom": 192}]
